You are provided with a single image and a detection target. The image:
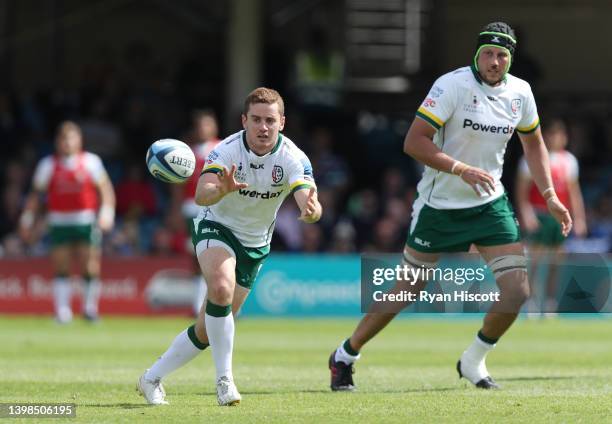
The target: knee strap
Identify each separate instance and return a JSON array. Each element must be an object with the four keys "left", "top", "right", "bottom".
[
  {"left": 402, "top": 246, "right": 438, "bottom": 268},
  {"left": 402, "top": 247, "right": 438, "bottom": 283},
  {"left": 488, "top": 255, "right": 527, "bottom": 278}
]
